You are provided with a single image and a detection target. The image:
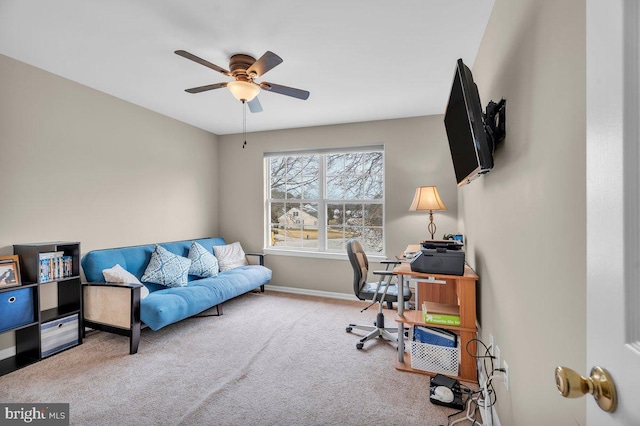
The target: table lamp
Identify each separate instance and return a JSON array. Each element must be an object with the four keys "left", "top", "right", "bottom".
[{"left": 409, "top": 186, "right": 446, "bottom": 240}]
